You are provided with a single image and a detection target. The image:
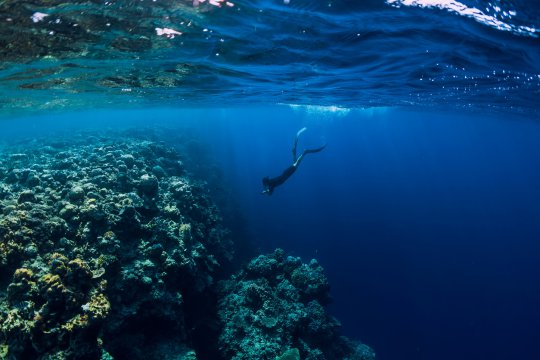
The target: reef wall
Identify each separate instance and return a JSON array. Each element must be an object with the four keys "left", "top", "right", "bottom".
[{"left": 218, "top": 249, "right": 375, "bottom": 360}]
